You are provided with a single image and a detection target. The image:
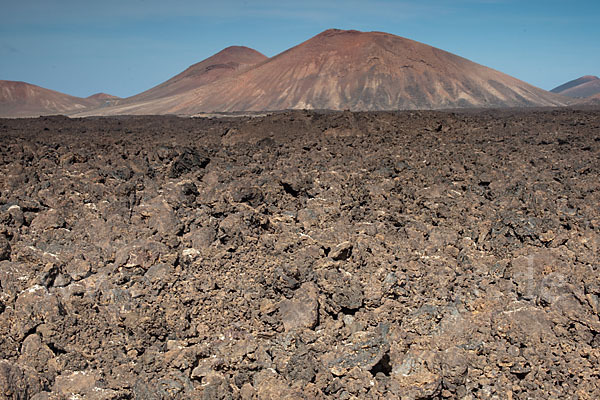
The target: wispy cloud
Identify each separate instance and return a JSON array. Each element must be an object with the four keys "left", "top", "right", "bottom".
[{"left": 1, "top": 43, "right": 20, "bottom": 54}]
